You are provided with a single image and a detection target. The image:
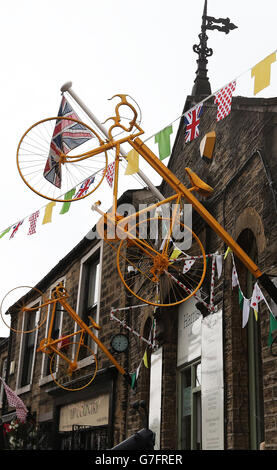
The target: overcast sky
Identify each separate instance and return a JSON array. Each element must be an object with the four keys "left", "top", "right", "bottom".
[{"left": 0, "top": 0, "right": 277, "bottom": 336}]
